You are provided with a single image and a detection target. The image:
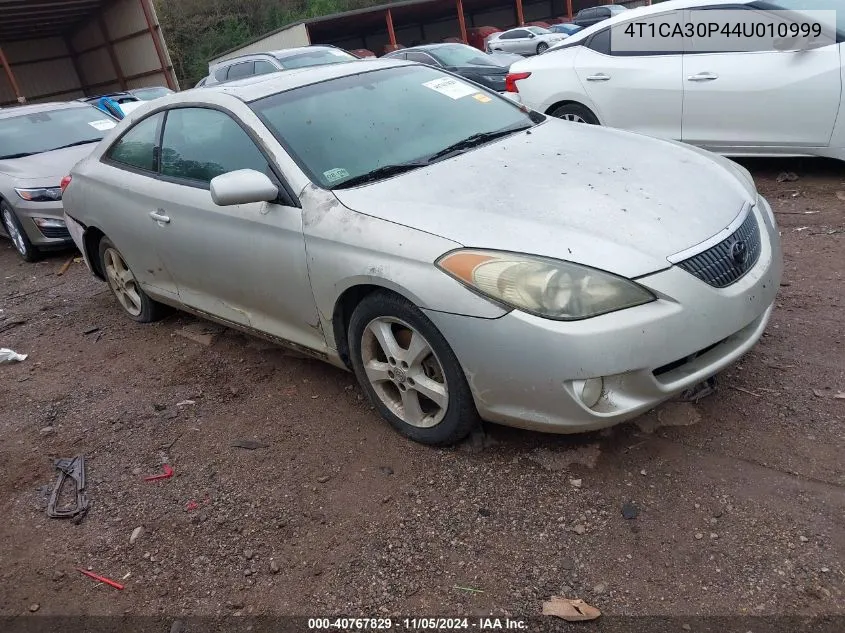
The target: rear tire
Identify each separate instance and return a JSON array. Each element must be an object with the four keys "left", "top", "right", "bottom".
[
  {"left": 1, "top": 201, "right": 40, "bottom": 262},
  {"left": 548, "top": 103, "right": 599, "bottom": 124},
  {"left": 348, "top": 290, "right": 479, "bottom": 446},
  {"left": 98, "top": 237, "right": 168, "bottom": 323}
]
